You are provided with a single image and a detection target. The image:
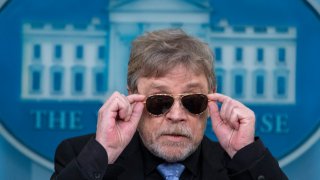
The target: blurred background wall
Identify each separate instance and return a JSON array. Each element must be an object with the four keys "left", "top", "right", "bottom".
[{"left": 0, "top": 0, "right": 319, "bottom": 179}]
